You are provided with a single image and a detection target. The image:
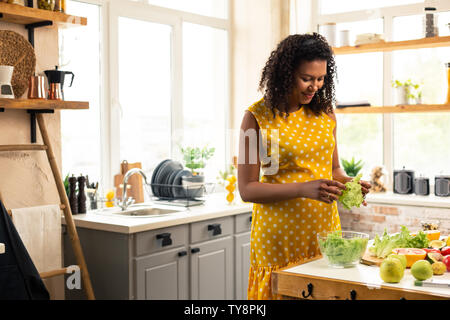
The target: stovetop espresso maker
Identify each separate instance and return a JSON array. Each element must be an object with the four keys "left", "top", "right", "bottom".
[{"left": 44, "top": 66, "right": 74, "bottom": 100}]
